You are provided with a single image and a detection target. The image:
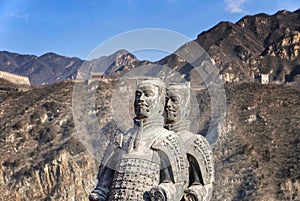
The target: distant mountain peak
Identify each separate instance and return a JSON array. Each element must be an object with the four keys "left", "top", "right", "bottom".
[
  {"left": 1, "top": 9, "right": 300, "bottom": 85},
  {"left": 39, "top": 52, "right": 77, "bottom": 60},
  {"left": 40, "top": 52, "right": 59, "bottom": 57},
  {"left": 184, "top": 8, "right": 300, "bottom": 84}
]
